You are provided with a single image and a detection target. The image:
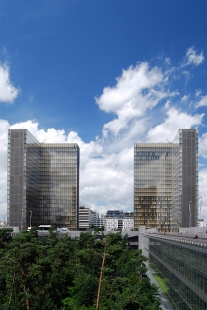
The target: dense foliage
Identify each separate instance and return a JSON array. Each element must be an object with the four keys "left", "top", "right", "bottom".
[{"left": 0, "top": 228, "right": 161, "bottom": 310}]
